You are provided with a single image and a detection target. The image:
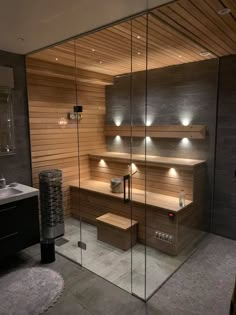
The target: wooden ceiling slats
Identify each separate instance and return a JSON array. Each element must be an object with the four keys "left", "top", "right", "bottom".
[
  {"left": 222, "top": 0, "right": 236, "bottom": 17},
  {"left": 151, "top": 9, "right": 222, "bottom": 57},
  {"left": 54, "top": 43, "right": 132, "bottom": 75},
  {"left": 153, "top": 0, "right": 236, "bottom": 56},
  {"left": 30, "top": 0, "right": 236, "bottom": 76},
  {"left": 159, "top": 3, "right": 231, "bottom": 55},
  {"left": 76, "top": 35, "right": 132, "bottom": 59},
  {"left": 206, "top": 0, "right": 236, "bottom": 33},
  {"left": 178, "top": 0, "right": 236, "bottom": 52},
  {"left": 115, "top": 16, "right": 205, "bottom": 66},
  {"left": 147, "top": 16, "right": 204, "bottom": 56},
  {"left": 82, "top": 28, "right": 132, "bottom": 53},
  {"left": 129, "top": 27, "right": 193, "bottom": 65},
  {"left": 75, "top": 22, "right": 177, "bottom": 70},
  {"left": 197, "top": 0, "right": 236, "bottom": 43},
  {"left": 144, "top": 17, "right": 207, "bottom": 61}
]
